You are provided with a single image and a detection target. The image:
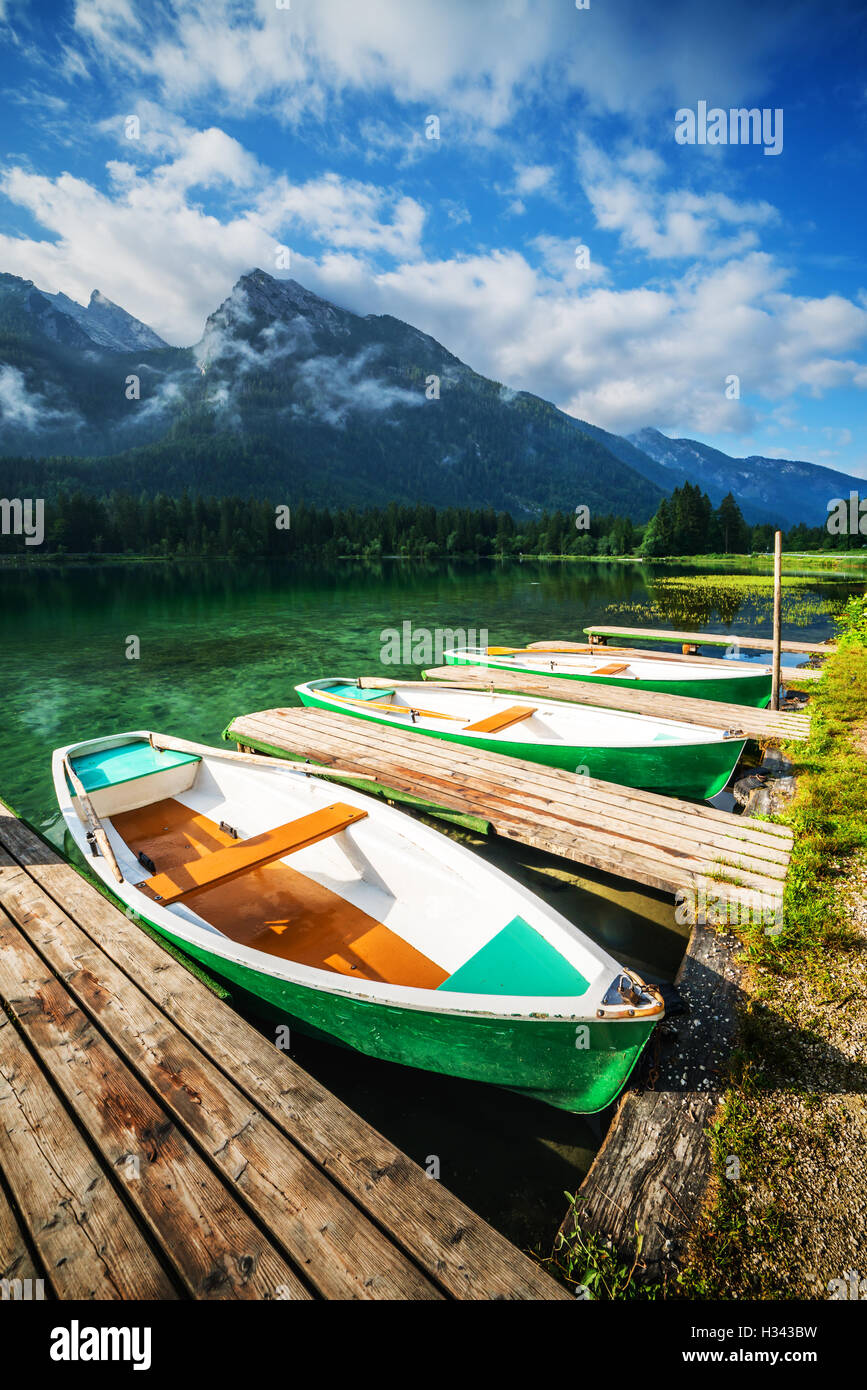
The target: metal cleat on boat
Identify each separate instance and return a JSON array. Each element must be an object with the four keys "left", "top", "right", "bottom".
[{"left": 597, "top": 971, "right": 665, "bottom": 1020}]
